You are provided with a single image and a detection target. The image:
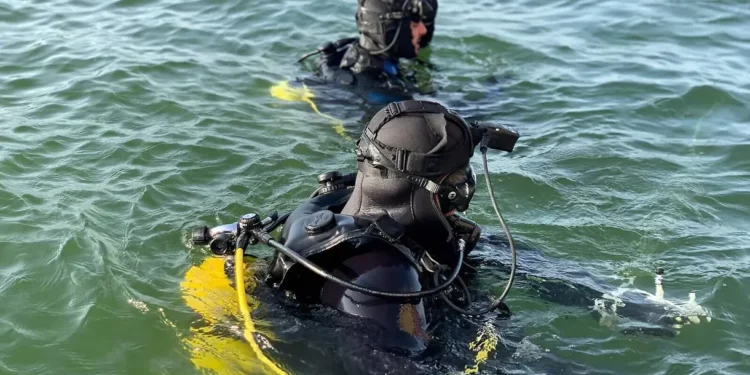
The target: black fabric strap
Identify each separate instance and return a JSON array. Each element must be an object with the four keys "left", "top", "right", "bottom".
[
  {"left": 360, "top": 130, "right": 471, "bottom": 176},
  {"left": 357, "top": 160, "right": 400, "bottom": 179},
  {"left": 357, "top": 159, "right": 443, "bottom": 198},
  {"left": 367, "top": 100, "right": 449, "bottom": 135}
]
